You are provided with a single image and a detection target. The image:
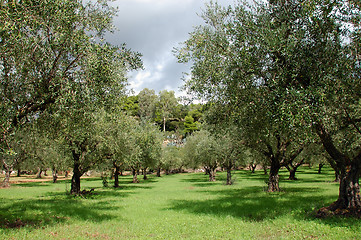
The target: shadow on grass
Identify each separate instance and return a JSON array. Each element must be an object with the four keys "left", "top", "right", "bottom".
[
  {"left": 0, "top": 175, "right": 159, "bottom": 231},
  {"left": 167, "top": 186, "right": 333, "bottom": 222},
  {"left": 0, "top": 194, "right": 119, "bottom": 230}
]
